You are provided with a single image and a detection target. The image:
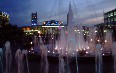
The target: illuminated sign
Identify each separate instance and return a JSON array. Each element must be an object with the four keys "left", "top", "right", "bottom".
[
  {"left": 43, "top": 20, "right": 62, "bottom": 26},
  {"left": 42, "top": 26, "right": 64, "bottom": 27}
]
